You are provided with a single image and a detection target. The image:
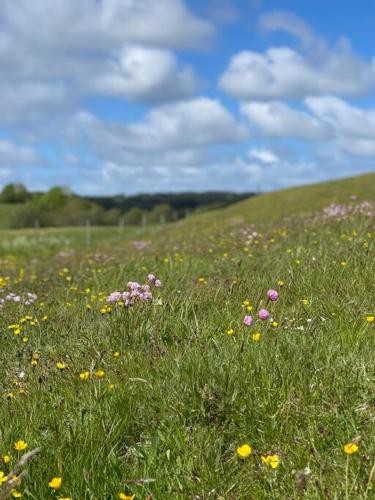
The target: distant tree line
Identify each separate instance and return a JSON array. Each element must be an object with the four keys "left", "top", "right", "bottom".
[{"left": 0, "top": 183, "right": 256, "bottom": 229}]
